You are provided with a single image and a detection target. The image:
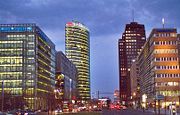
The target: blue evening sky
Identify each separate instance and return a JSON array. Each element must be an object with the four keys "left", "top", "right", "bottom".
[{"left": 0, "top": 0, "right": 180, "bottom": 98}]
